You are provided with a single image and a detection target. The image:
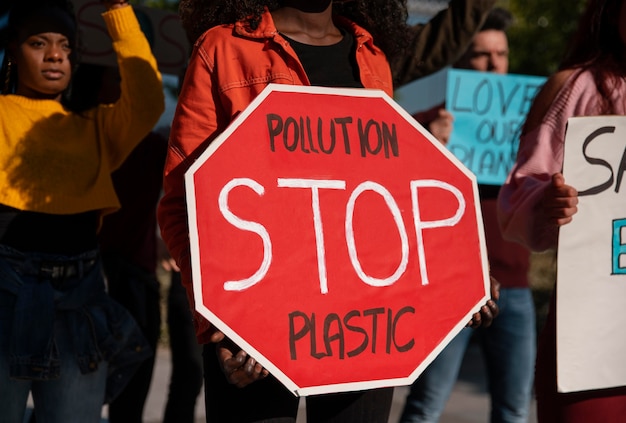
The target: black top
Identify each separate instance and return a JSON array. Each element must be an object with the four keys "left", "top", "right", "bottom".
[
  {"left": 283, "top": 30, "right": 363, "bottom": 88},
  {"left": 0, "top": 205, "right": 98, "bottom": 254}
]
